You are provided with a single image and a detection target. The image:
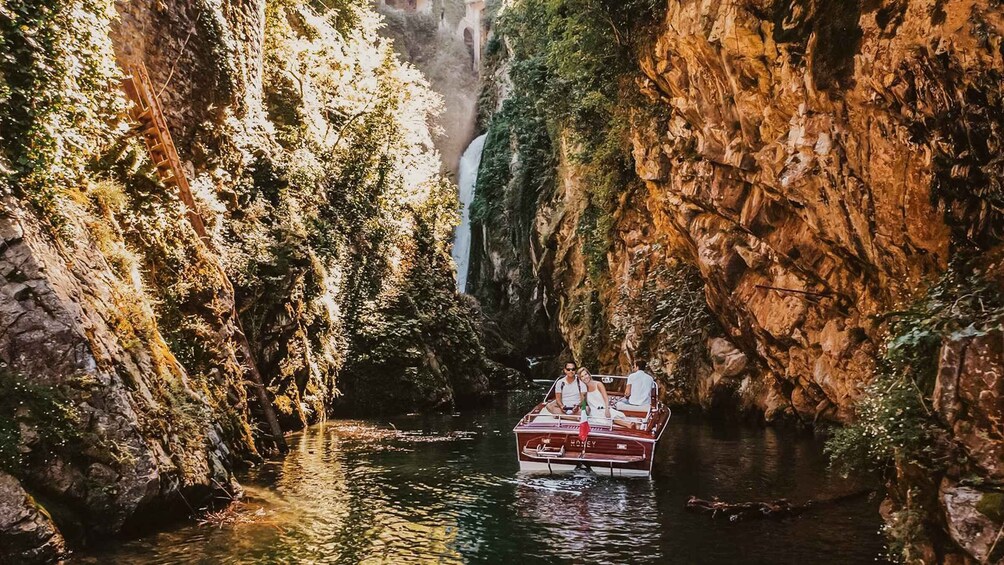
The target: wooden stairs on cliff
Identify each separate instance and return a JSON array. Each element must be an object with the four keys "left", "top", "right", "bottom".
[
  {"left": 122, "top": 63, "right": 287, "bottom": 454},
  {"left": 122, "top": 63, "right": 208, "bottom": 240}
]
